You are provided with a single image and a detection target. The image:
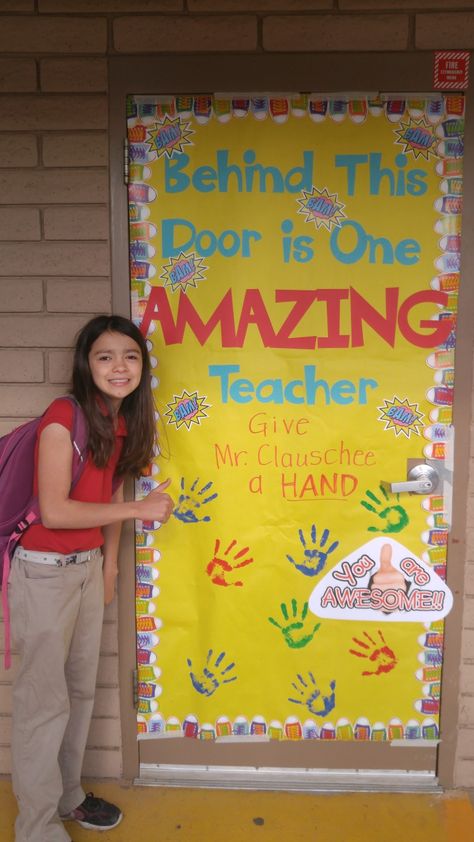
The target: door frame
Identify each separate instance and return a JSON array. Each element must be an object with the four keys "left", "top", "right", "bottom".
[{"left": 109, "top": 52, "right": 474, "bottom": 788}]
